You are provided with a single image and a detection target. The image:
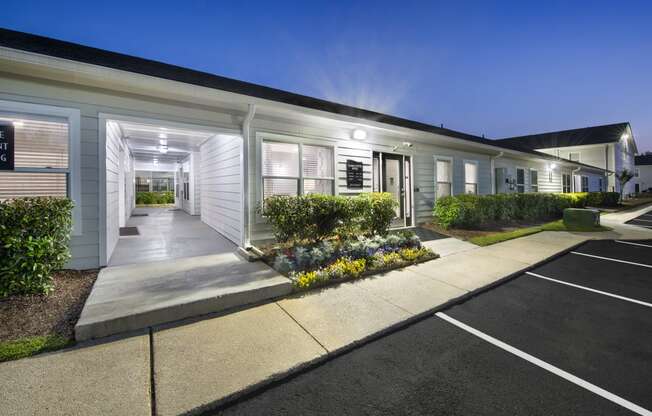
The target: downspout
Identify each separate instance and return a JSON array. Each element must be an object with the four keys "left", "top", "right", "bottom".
[
  {"left": 490, "top": 152, "right": 504, "bottom": 194},
  {"left": 241, "top": 104, "right": 256, "bottom": 248}
]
